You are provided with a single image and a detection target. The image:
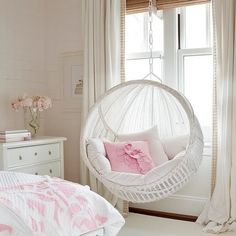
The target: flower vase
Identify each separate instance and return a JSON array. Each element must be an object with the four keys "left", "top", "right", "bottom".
[{"left": 24, "top": 107, "right": 40, "bottom": 137}]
